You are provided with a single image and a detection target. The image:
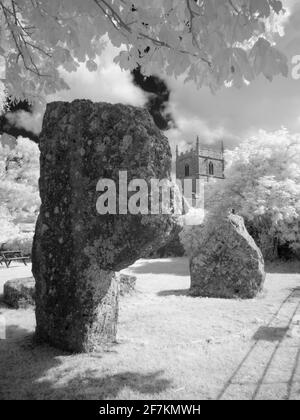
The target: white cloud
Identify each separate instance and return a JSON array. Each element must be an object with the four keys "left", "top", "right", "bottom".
[
  {"left": 49, "top": 41, "right": 146, "bottom": 107},
  {"left": 5, "top": 110, "right": 43, "bottom": 135},
  {"left": 166, "top": 116, "right": 239, "bottom": 166},
  {"left": 11, "top": 41, "right": 146, "bottom": 135},
  {"left": 283, "top": 0, "right": 299, "bottom": 12},
  {"left": 20, "top": 14, "right": 300, "bottom": 147},
  {"left": 167, "top": 115, "right": 227, "bottom": 148}
]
